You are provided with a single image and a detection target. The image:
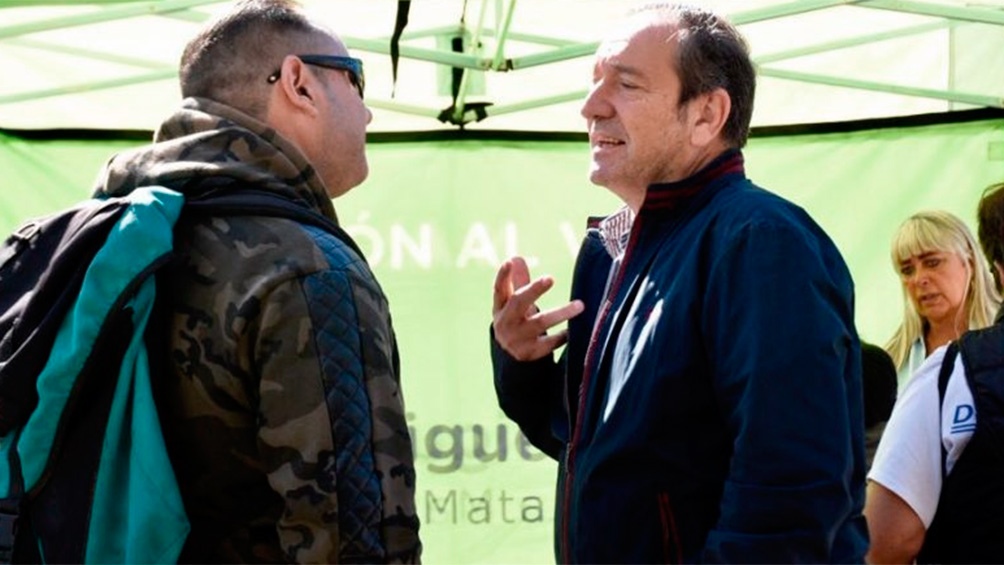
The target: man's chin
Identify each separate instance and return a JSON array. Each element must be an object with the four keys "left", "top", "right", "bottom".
[
  {"left": 588, "top": 167, "right": 619, "bottom": 189},
  {"left": 329, "top": 168, "right": 369, "bottom": 198}
]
